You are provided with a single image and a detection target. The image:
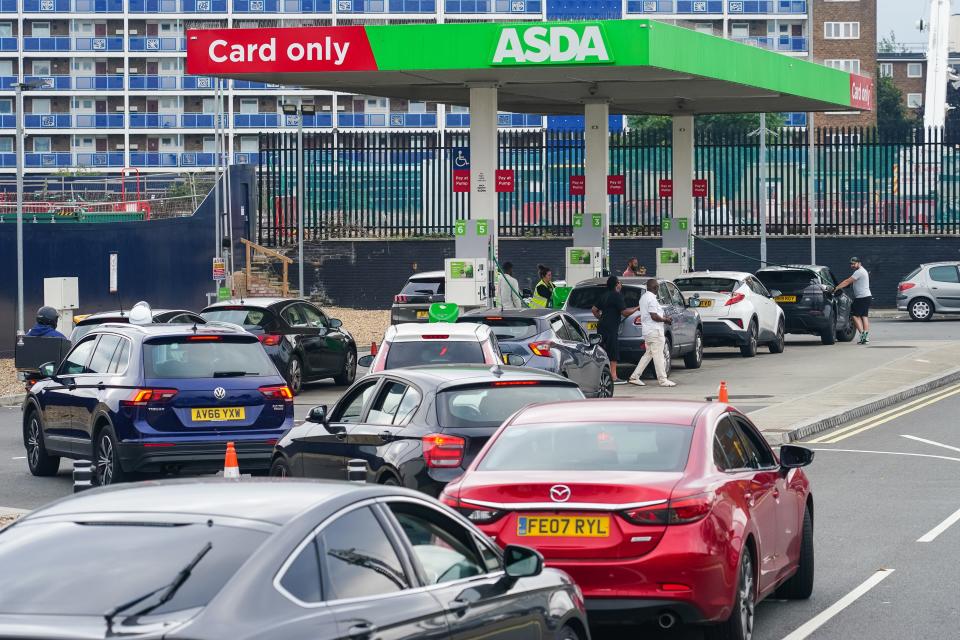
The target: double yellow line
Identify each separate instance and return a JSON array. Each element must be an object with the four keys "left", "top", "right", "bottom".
[{"left": 807, "top": 383, "right": 960, "bottom": 445}]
